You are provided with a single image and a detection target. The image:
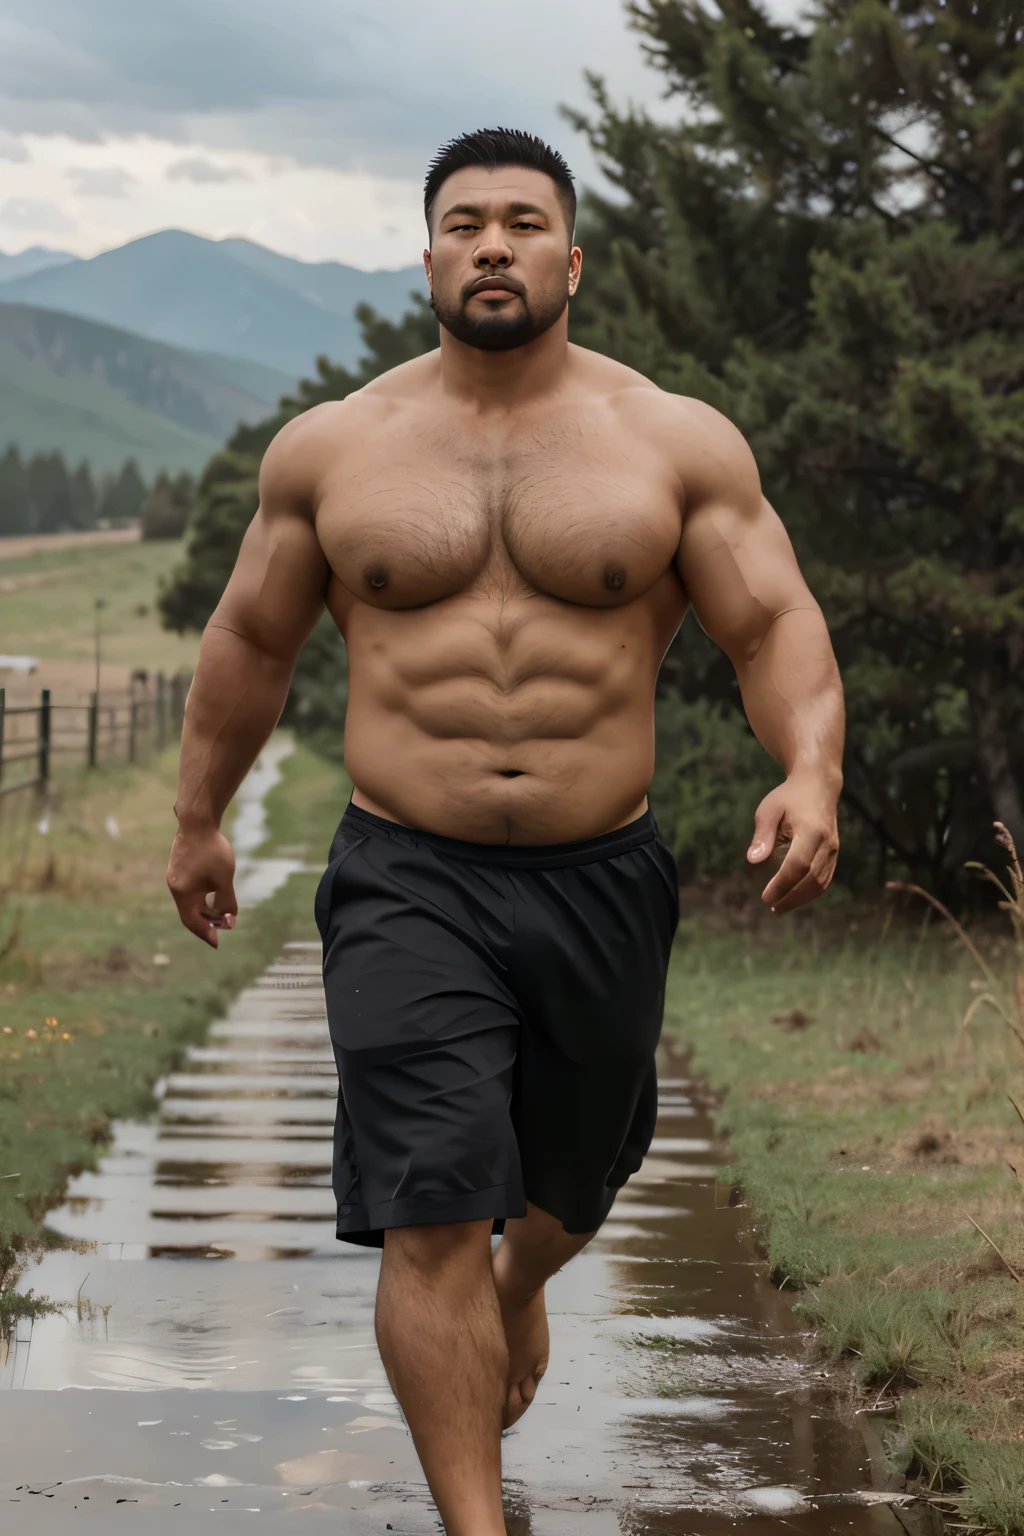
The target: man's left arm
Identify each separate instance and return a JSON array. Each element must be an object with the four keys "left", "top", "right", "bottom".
[{"left": 673, "top": 401, "right": 845, "bottom": 913}]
